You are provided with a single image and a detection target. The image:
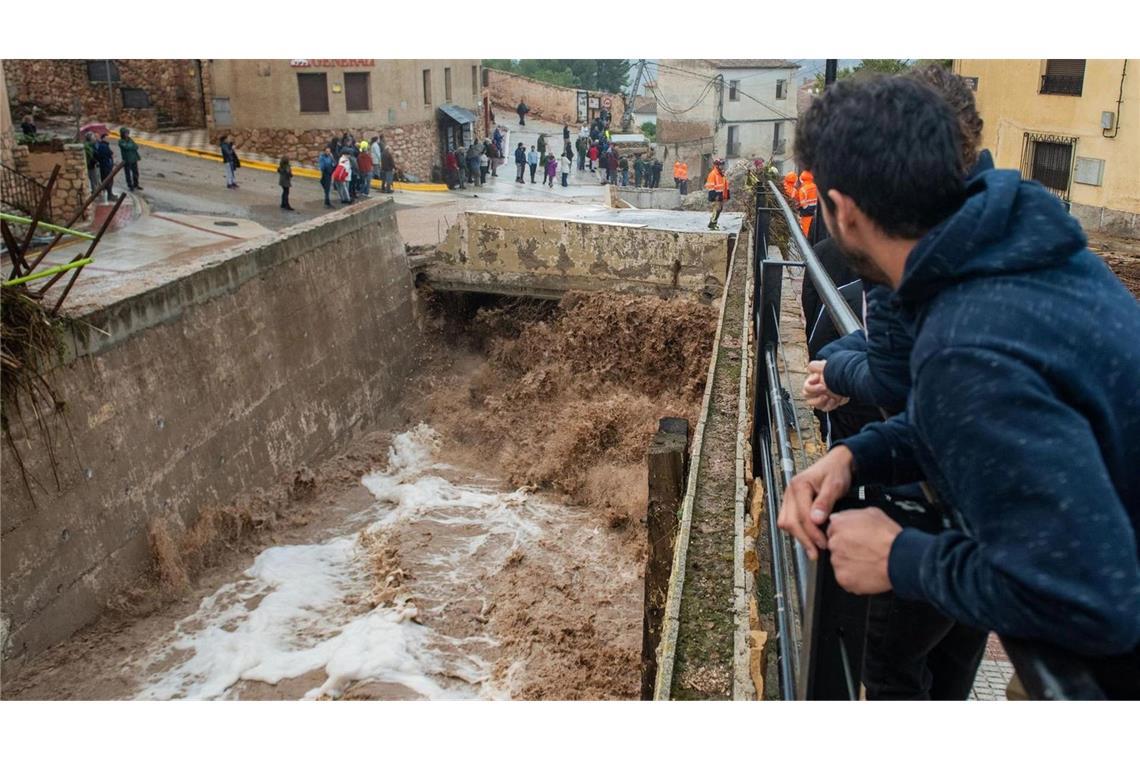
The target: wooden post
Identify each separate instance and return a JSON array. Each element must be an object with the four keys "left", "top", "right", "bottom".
[{"left": 641, "top": 417, "right": 688, "bottom": 699}]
